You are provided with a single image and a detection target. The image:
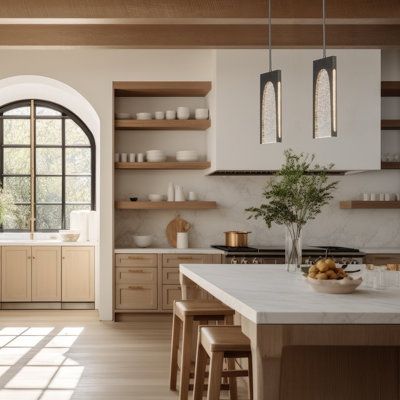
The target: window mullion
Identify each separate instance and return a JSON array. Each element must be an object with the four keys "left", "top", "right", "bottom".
[
  {"left": 30, "top": 100, "right": 36, "bottom": 235},
  {"left": 62, "top": 117, "right": 66, "bottom": 229}
]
